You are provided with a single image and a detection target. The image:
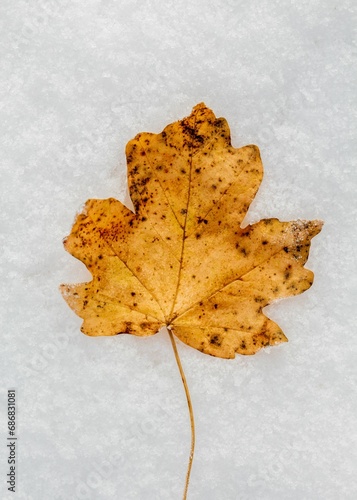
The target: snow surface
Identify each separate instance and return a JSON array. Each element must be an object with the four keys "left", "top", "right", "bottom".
[{"left": 1, "top": 0, "right": 356, "bottom": 499}]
